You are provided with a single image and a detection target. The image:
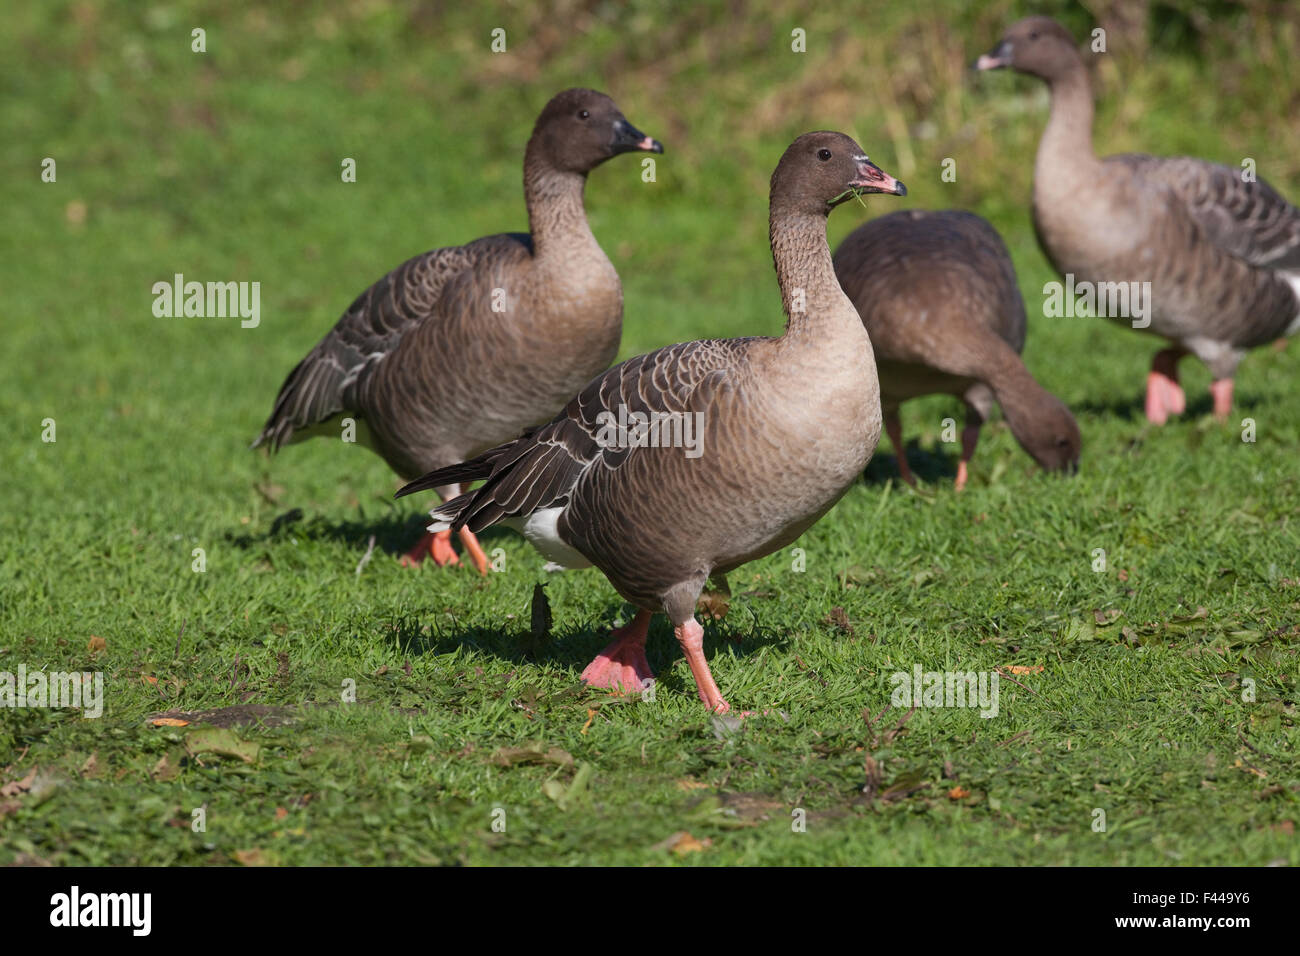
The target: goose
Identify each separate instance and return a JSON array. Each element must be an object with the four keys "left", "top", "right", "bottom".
[
  {"left": 977, "top": 17, "right": 1300, "bottom": 424},
  {"left": 396, "top": 132, "right": 907, "bottom": 712},
  {"left": 252, "top": 89, "right": 663, "bottom": 571},
  {"left": 833, "top": 209, "right": 1080, "bottom": 488}
]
